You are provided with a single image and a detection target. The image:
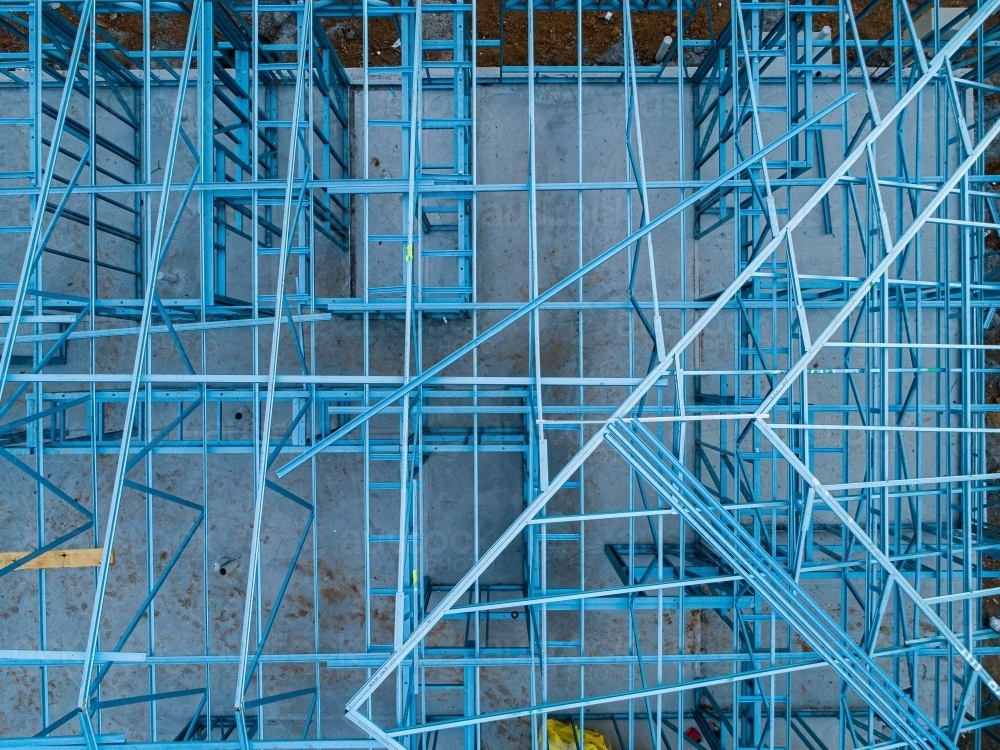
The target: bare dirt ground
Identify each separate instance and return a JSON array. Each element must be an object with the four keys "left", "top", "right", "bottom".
[
  {"left": 321, "top": 2, "right": 693, "bottom": 69},
  {"left": 0, "top": 0, "right": 987, "bottom": 71},
  {"left": 0, "top": 1, "right": 718, "bottom": 68}
]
